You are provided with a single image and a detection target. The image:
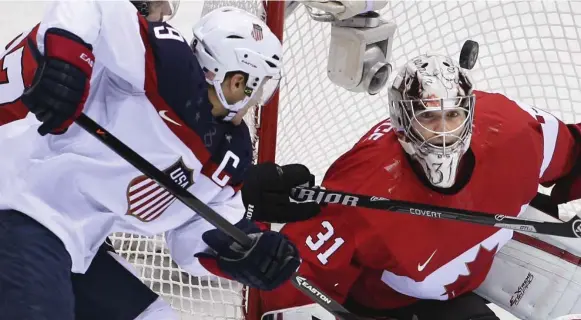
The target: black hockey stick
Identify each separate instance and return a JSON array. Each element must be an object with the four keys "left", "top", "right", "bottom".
[
  {"left": 74, "top": 114, "right": 358, "bottom": 319},
  {"left": 291, "top": 186, "right": 581, "bottom": 238}
]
